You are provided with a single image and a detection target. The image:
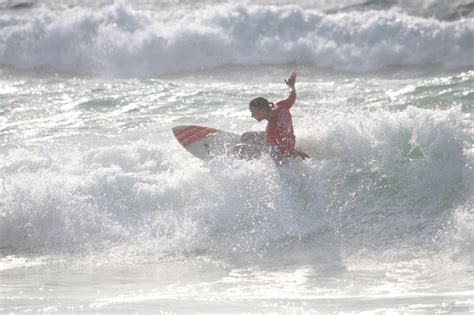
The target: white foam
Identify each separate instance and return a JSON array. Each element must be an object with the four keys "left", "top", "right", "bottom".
[
  {"left": 0, "top": 106, "right": 471, "bottom": 265},
  {"left": 0, "top": 3, "right": 473, "bottom": 76}
]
